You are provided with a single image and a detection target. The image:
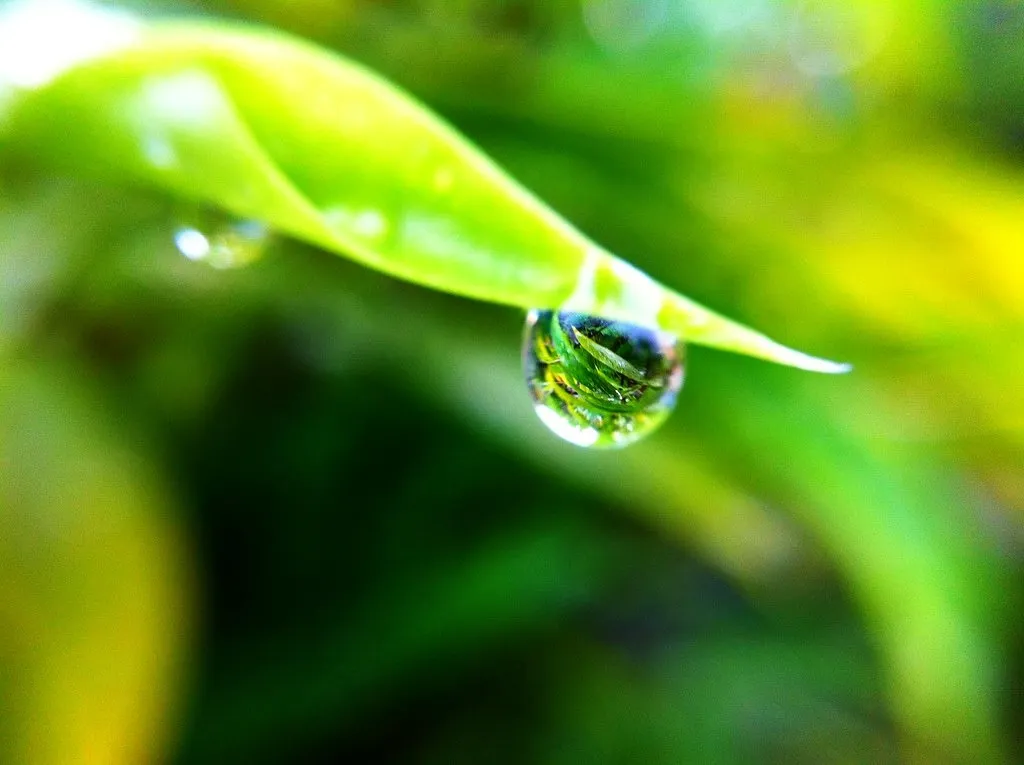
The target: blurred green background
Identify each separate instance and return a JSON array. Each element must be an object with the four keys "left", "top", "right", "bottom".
[{"left": 1, "top": 0, "right": 1022, "bottom": 763}]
